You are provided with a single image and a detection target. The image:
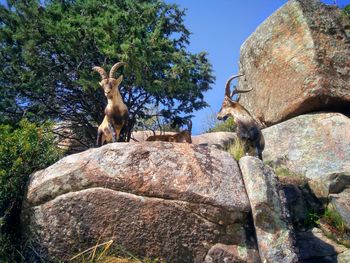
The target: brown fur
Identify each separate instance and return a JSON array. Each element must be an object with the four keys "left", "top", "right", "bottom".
[
  {"left": 146, "top": 130, "right": 192, "bottom": 143},
  {"left": 217, "top": 75, "right": 264, "bottom": 159},
  {"left": 146, "top": 120, "right": 192, "bottom": 143},
  {"left": 93, "top": 62, "right": 128, "bottom": 146}
]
